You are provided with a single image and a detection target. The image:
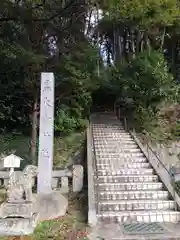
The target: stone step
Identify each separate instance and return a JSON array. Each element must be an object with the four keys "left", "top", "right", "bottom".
[
  {"left": 97, "top": 182, "right": 163, "bottom": 191},
  {"left": 96, "top": 162, "right": 150, "bottom": 168},
  {"left": 97, "top": 168, "right": 154, "bottom": 176},
  {"left": 97, "top": 175, "right": 158, "bottom": 183},
  {"left": 97, "top": 211, "right": 180, "bottom": 223},
  {"left": 99, "top": 200, "right": 175, "bottom": 211},
  {"left": 99, "top": 190, "right": 169, "bottom": 200}
]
